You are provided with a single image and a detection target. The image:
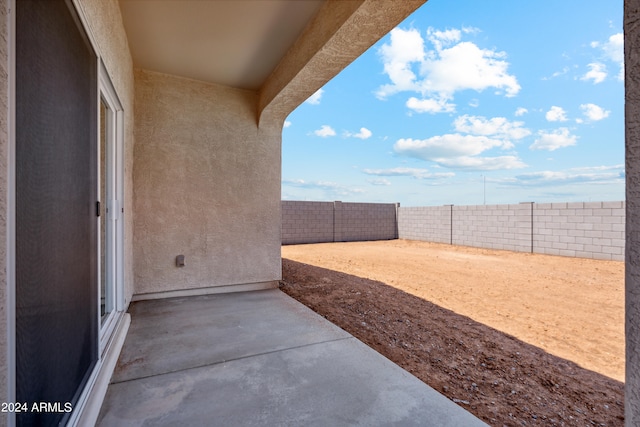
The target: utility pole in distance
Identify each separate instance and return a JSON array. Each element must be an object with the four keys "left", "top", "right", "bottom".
[{"left": 482, "top": 174, "right": 486, "bottom": 205}]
